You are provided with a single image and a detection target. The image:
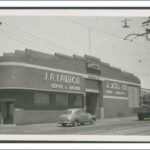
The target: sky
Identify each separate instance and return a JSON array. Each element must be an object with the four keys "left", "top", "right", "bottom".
[{"left": 0, "top": 15, "right": 149, "bottom": 88}]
